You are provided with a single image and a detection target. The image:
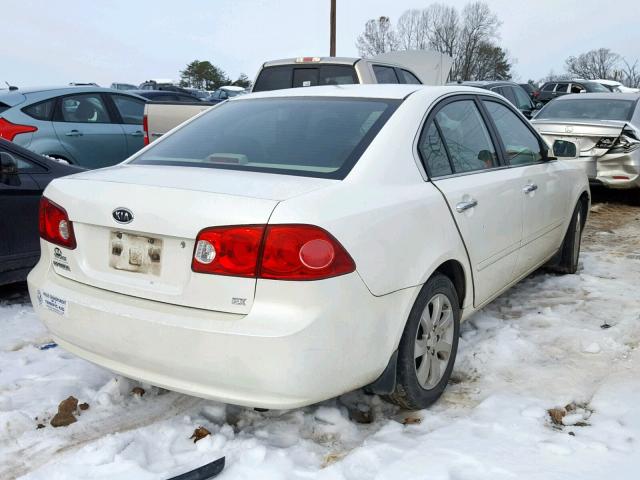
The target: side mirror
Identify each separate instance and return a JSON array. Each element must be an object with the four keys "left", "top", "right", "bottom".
[
  {"left": 534, "top": 102, "right": 544, "bottom": 110},
  {"left": 0, "top": 152, "right": 19, "bottom": 175}
]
